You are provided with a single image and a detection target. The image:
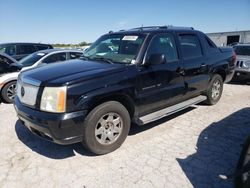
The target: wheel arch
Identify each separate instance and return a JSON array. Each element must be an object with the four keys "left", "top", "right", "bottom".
[
  {"left": 88, "top": 93, "right": 135, "bottom": 119},
  {"left": 215, "top": 70, "right": 226, "bottom": 82}
]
